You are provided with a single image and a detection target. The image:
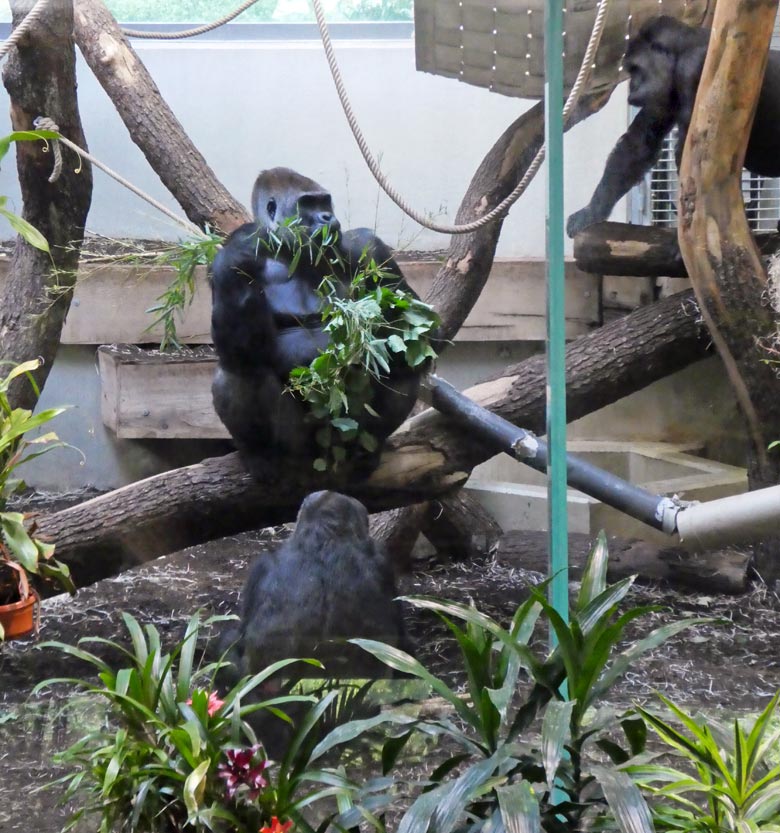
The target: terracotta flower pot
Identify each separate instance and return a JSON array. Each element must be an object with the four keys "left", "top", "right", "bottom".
[{"left": 0, "top": 592, "right": 39, "bottom": 640}]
